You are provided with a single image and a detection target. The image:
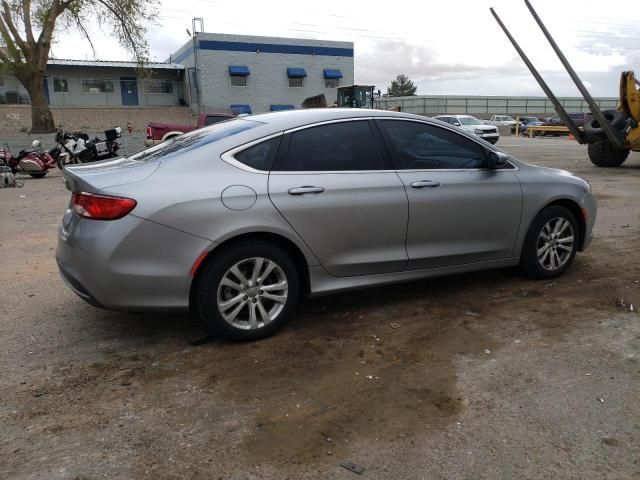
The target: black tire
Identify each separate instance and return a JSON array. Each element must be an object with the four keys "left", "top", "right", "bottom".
[
  {"left": 520, "top": 205, "right": 580, "bottom": 279},
  {"left": 584, "top": 109, "right": 627, "bottom": 135},
  {"left": 587, "top": 138, "right": 630, "bottom": 167},
  {"left": 196, "top": 240, "right": 300, "bottom": 341},
  {"left": 28, "top": 171, "right": 47, "bottom": 178}
]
